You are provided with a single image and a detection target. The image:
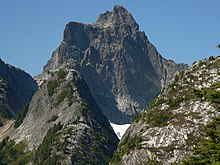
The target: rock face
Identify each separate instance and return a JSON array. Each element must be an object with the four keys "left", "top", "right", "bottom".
[
  {"left": 39, "top": 5, "right": 188, "bottom": 124},
  {"left": 110, "top": 56, "right": 220, "bottom": 164},
  {"left": 0, "top": 58, "right": 37, "bottom": 122},
  {"left": 10, "top": 69, "right": 119, "bottom": 164}
]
